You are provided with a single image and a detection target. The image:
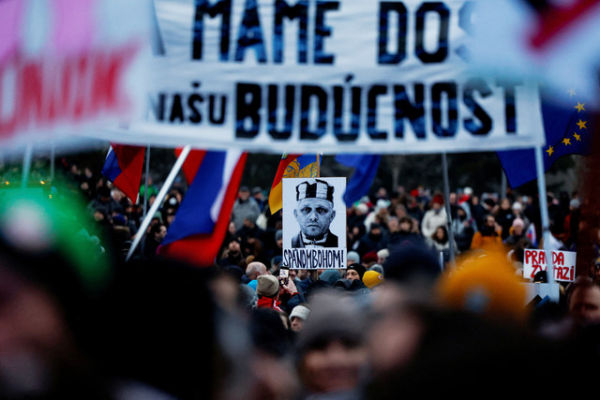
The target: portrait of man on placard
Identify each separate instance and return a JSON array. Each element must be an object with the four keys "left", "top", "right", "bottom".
[{"left": 291, "top": 179, "right": 339, "bottom": 248}]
